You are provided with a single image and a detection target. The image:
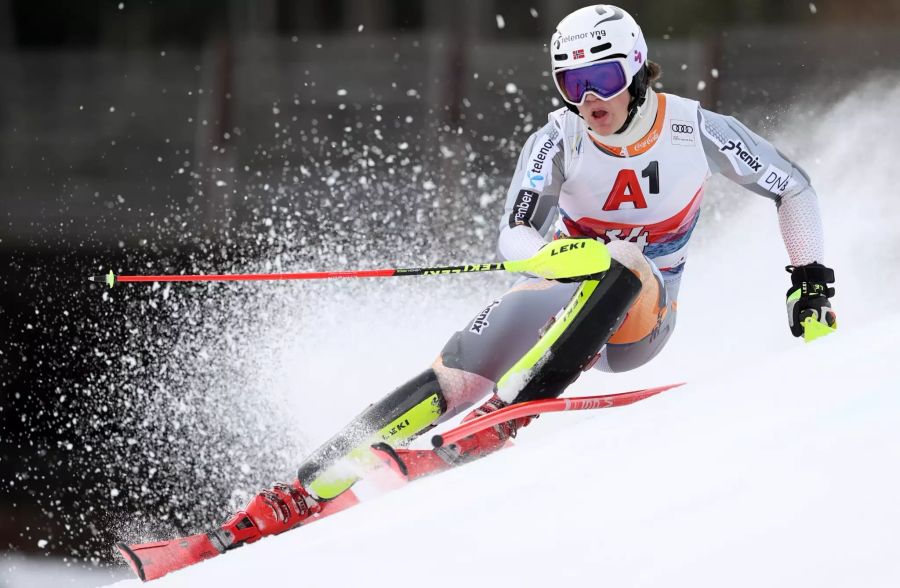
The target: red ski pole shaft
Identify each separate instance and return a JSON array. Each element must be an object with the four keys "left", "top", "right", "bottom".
[
  {"left": 87, "top": 239, "right": 616, "bottom": 288},
  {"left": 88, "top": 263, "right": 507, "bottom": 288},
  {"left": 117, "top": 269, "right": 398, "bottom": 283},
  {"left": 432, "top": 383, "right": 684, "bottom": 448}
]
